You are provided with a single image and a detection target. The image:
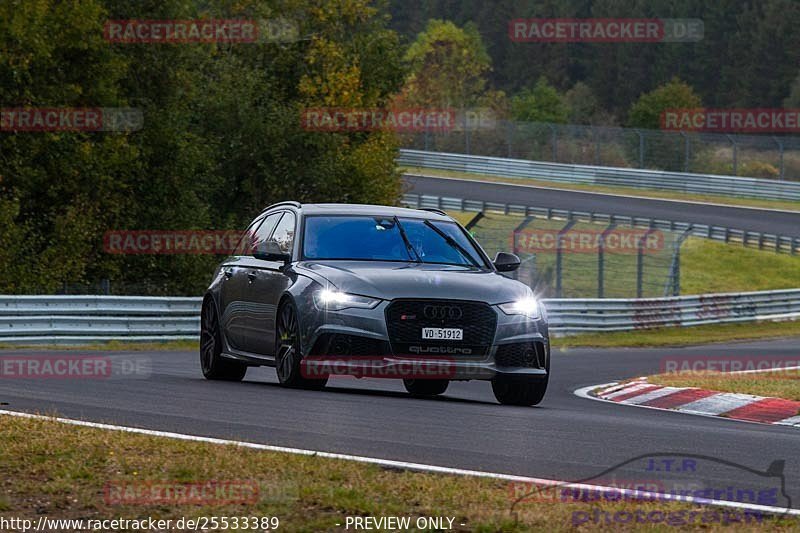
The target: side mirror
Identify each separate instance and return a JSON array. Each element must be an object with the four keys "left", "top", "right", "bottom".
[
  {"left": 493, "top": 252, "right": 520, "bottom": 272},
  {"left": 253, "top": 240, "right": 291, "bottom": 264}
]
